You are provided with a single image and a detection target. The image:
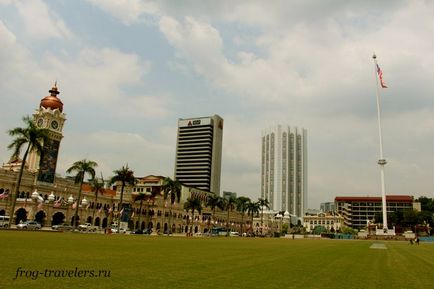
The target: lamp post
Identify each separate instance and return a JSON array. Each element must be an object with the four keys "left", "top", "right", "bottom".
[
  {"left": 47, "top": 191, "right": 55, "bottom": 227},
  {"left": 275, "top": 213, "right": 282, "bottom": 237},
  {"left": 31, "top": 190, "right": 39, "bottom": 221},
  {"left": 67, "top": 195, "right": 74, "bottom": 225},
  {"left": 81, "top": 197, "right": 88, "bottom": 225}
]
